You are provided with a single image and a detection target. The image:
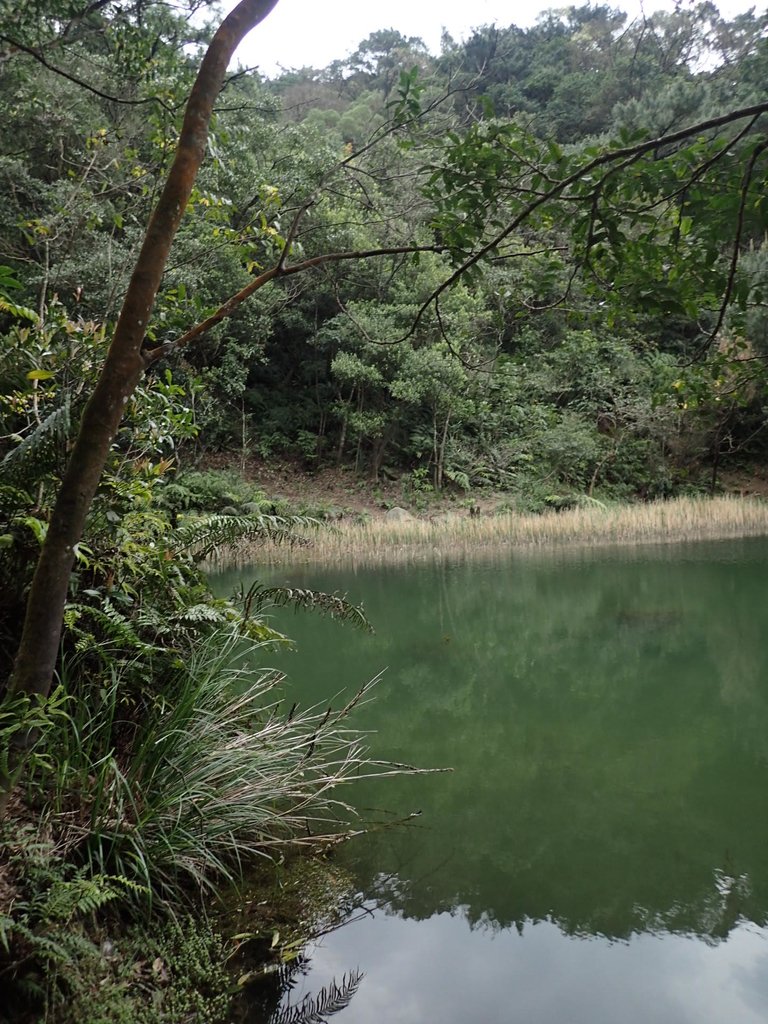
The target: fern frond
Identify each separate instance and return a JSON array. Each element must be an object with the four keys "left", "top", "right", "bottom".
[
  {"left": 65, "top": 599, "right": 155, "bottom": 655},
  {"left": 173, "top": 603, "right": 228, "bottom": 624},
  {"left": 173, "top": 513, "right": 316, "bottom": 562},
  {"left": 272, "top": 970, "right": 364, "bottom": 1024},
  {"left": 41, "top": 874, "right": 140, "bottom": 921},
  {"left": 1, "top": 400, "right": 71, "bottom": 487},
  {"left": 3, "top": 920, "right": 73, "bottom": 963},
  {"left": 243, "top": 584, "right": 372, "bottom": 633}
]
